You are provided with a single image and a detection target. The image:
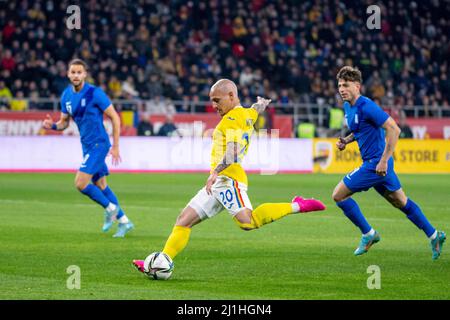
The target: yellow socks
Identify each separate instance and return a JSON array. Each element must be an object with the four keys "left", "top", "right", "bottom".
[
  {"left": 234, "top": 203, "right": 293, "bottom": 230},
  {"left": 162, "top": 225, "right": 192, "bottom": 259},
  {"left": 163, "top": 204, "right": 294, "bottom": 258}
]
